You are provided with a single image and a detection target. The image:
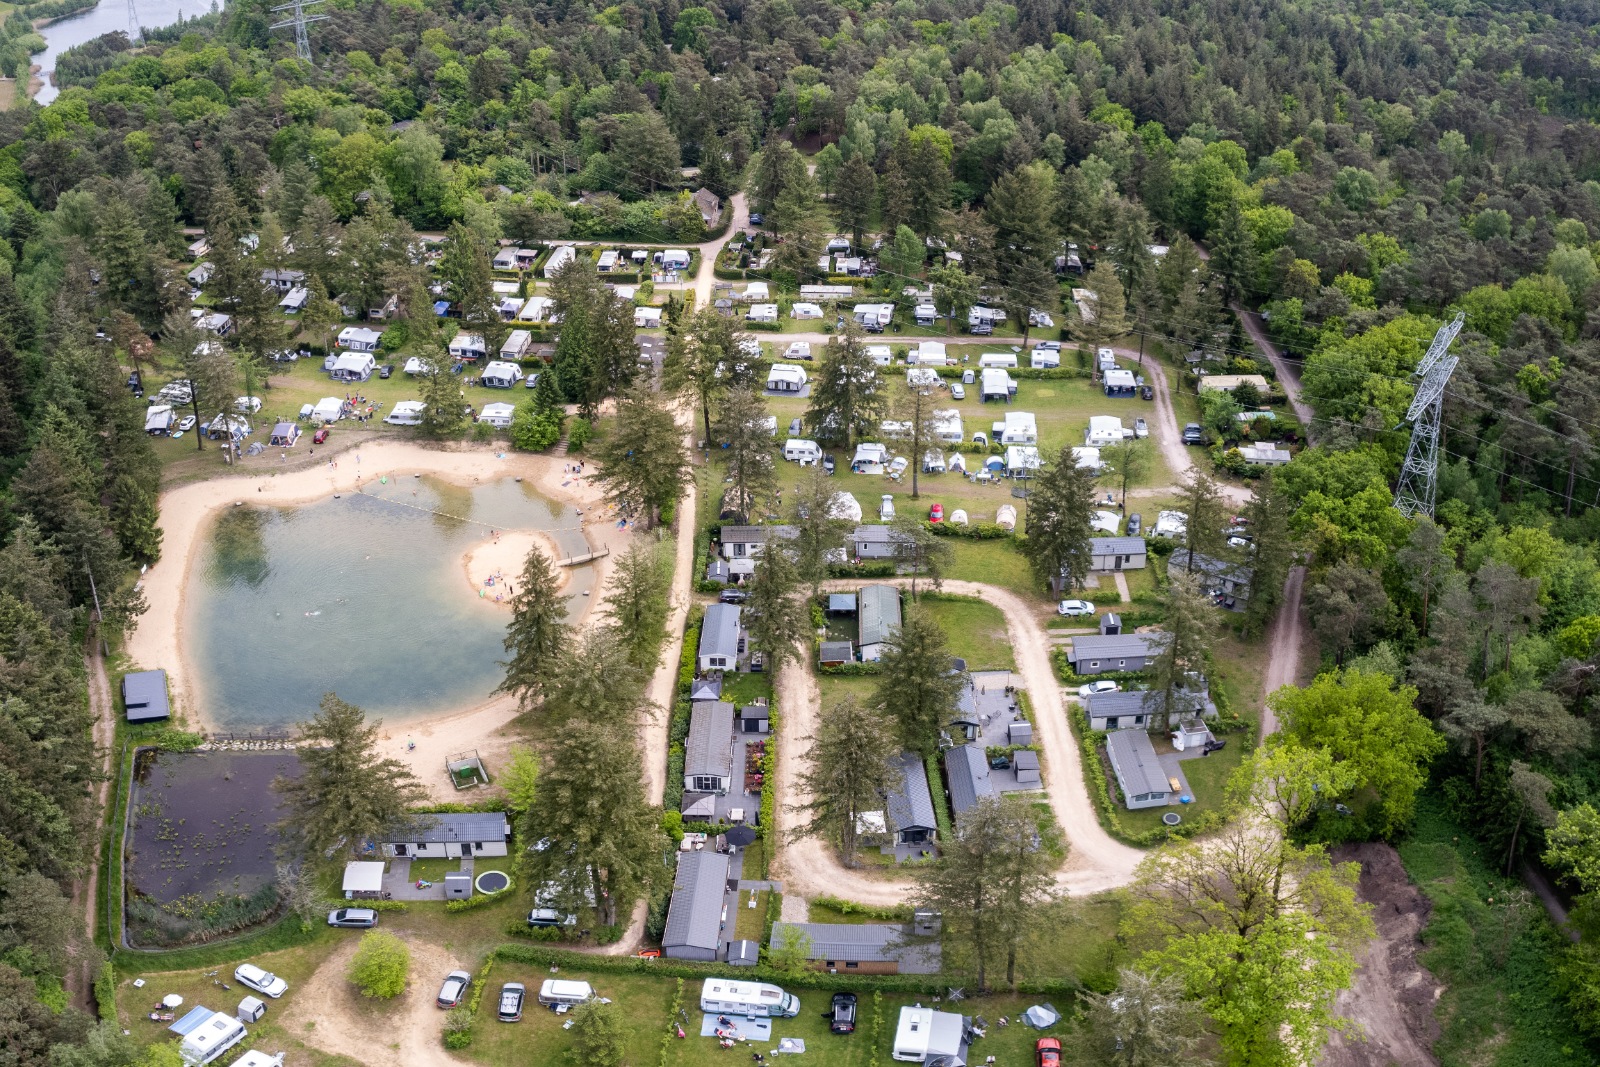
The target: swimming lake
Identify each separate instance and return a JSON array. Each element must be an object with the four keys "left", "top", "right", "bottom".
[{"left": 185, "top": 475, "right": 595, "bottom": 730}]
